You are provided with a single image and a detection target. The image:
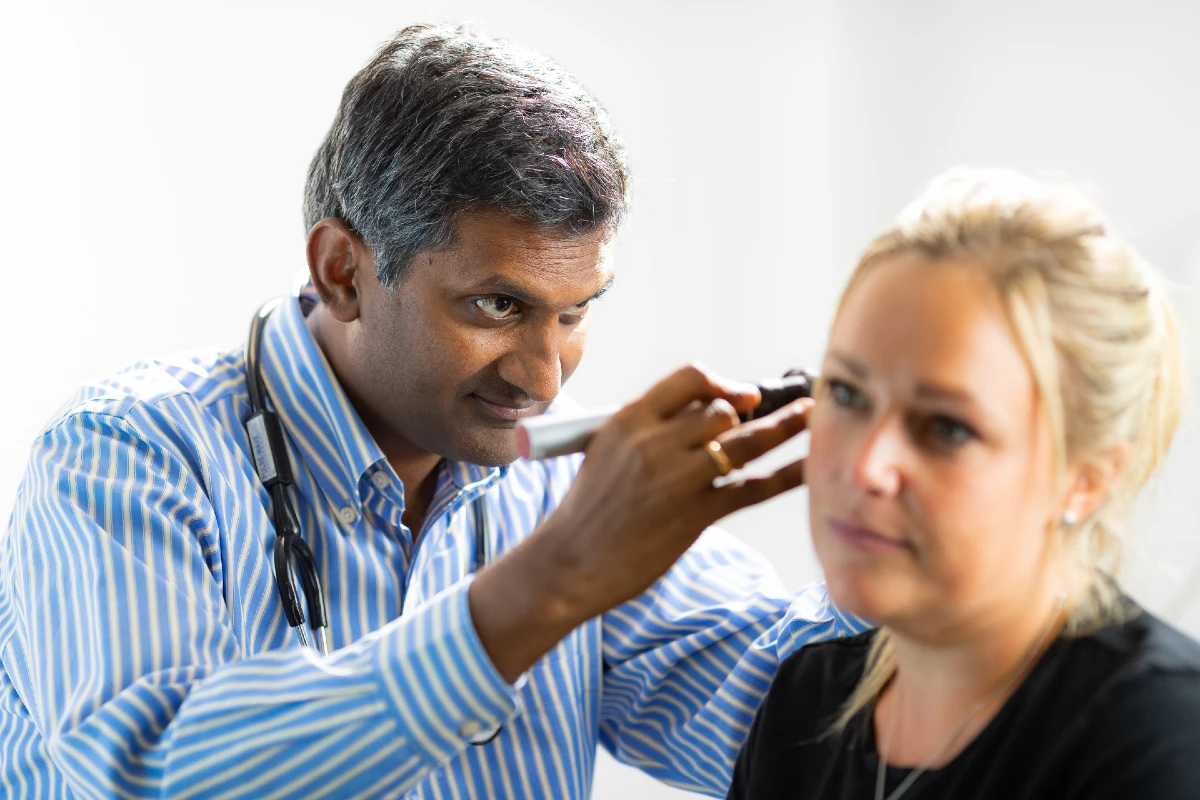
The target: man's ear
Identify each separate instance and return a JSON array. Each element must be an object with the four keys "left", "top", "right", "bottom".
[
  {"left": 306, "top": 218, "right": 377, "bottom": 323},
  {"left": 1062, "top": 439, "right": 1131, "bottom": 524}
]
